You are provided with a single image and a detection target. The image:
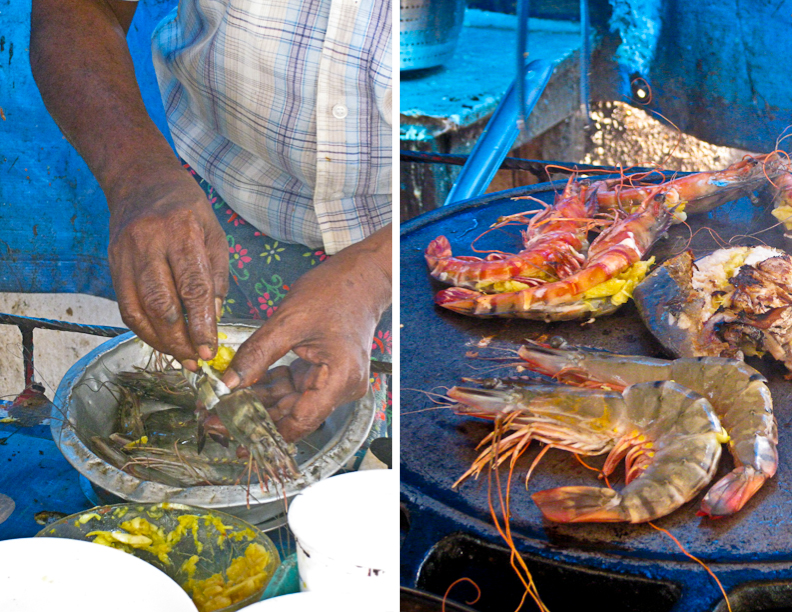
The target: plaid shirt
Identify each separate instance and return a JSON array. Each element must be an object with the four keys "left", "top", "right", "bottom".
[{"left": 150, "top": 0, "right": 392, "bottom": 254}]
